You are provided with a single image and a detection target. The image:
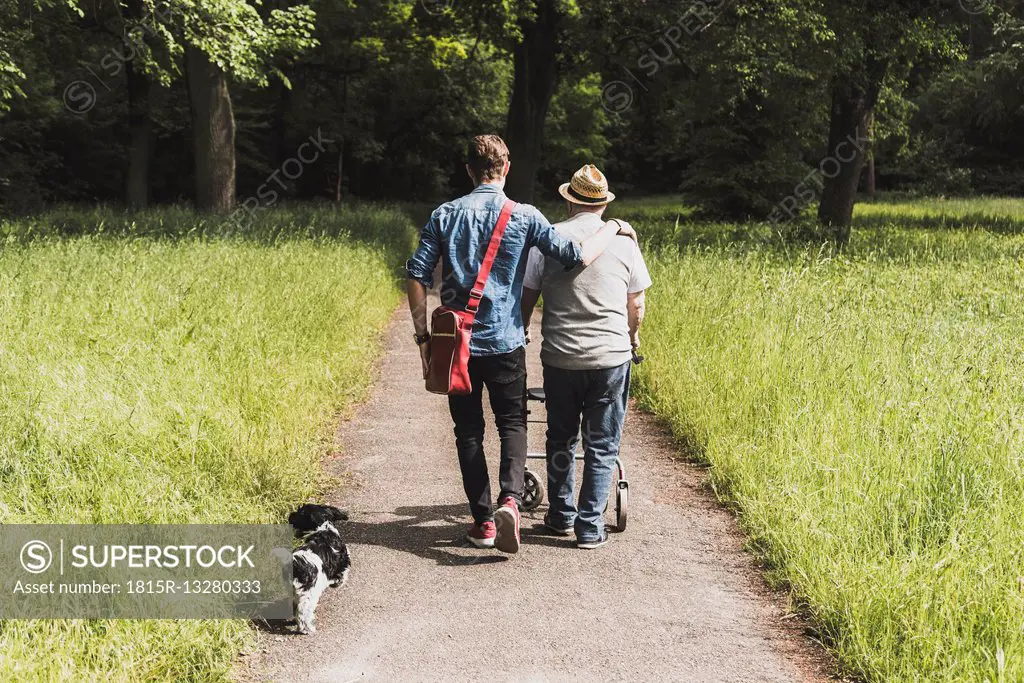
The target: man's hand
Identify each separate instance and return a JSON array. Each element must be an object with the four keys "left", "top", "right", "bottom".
[
  {"left": 616, "top": 221, "right": 638, "bottom": 243},
  {"left": 419, "top": 341, "right": 431, "bottom": 379},
  {"left": 525, "top": 328, "right": 533, "bottom": 345}
]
